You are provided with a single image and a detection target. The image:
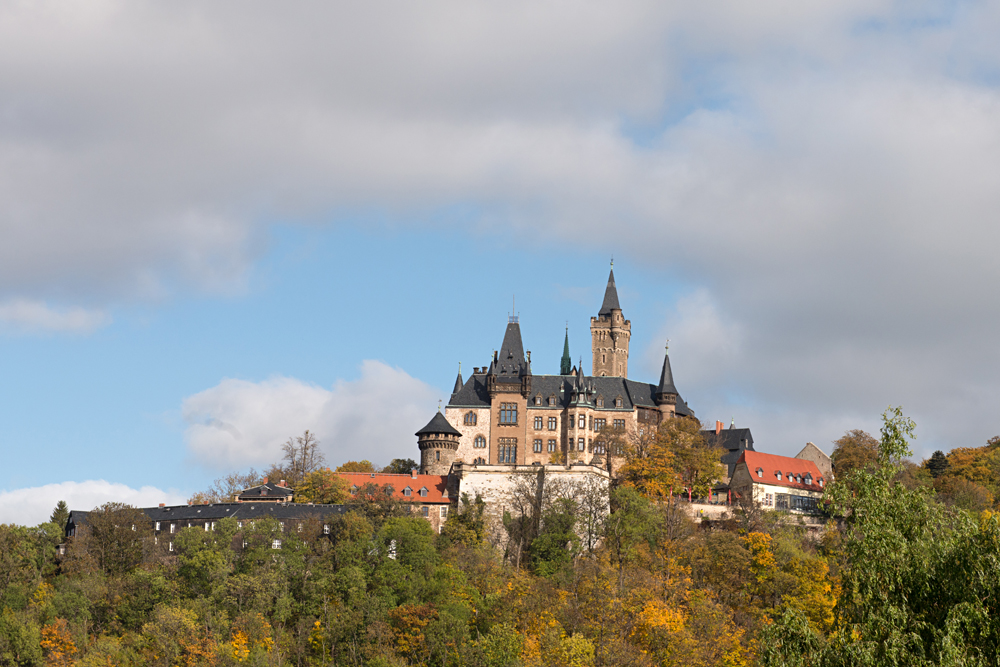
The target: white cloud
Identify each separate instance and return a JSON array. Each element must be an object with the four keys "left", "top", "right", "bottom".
[
  {"left": 0, "top": 480, "right": 186, "bottom": 527},
  {"left": 182, "top": 360, "right": 439, "bottom": 470},
  {"left": 0, "top": 299, "right": 110, "bottom": 333}
]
